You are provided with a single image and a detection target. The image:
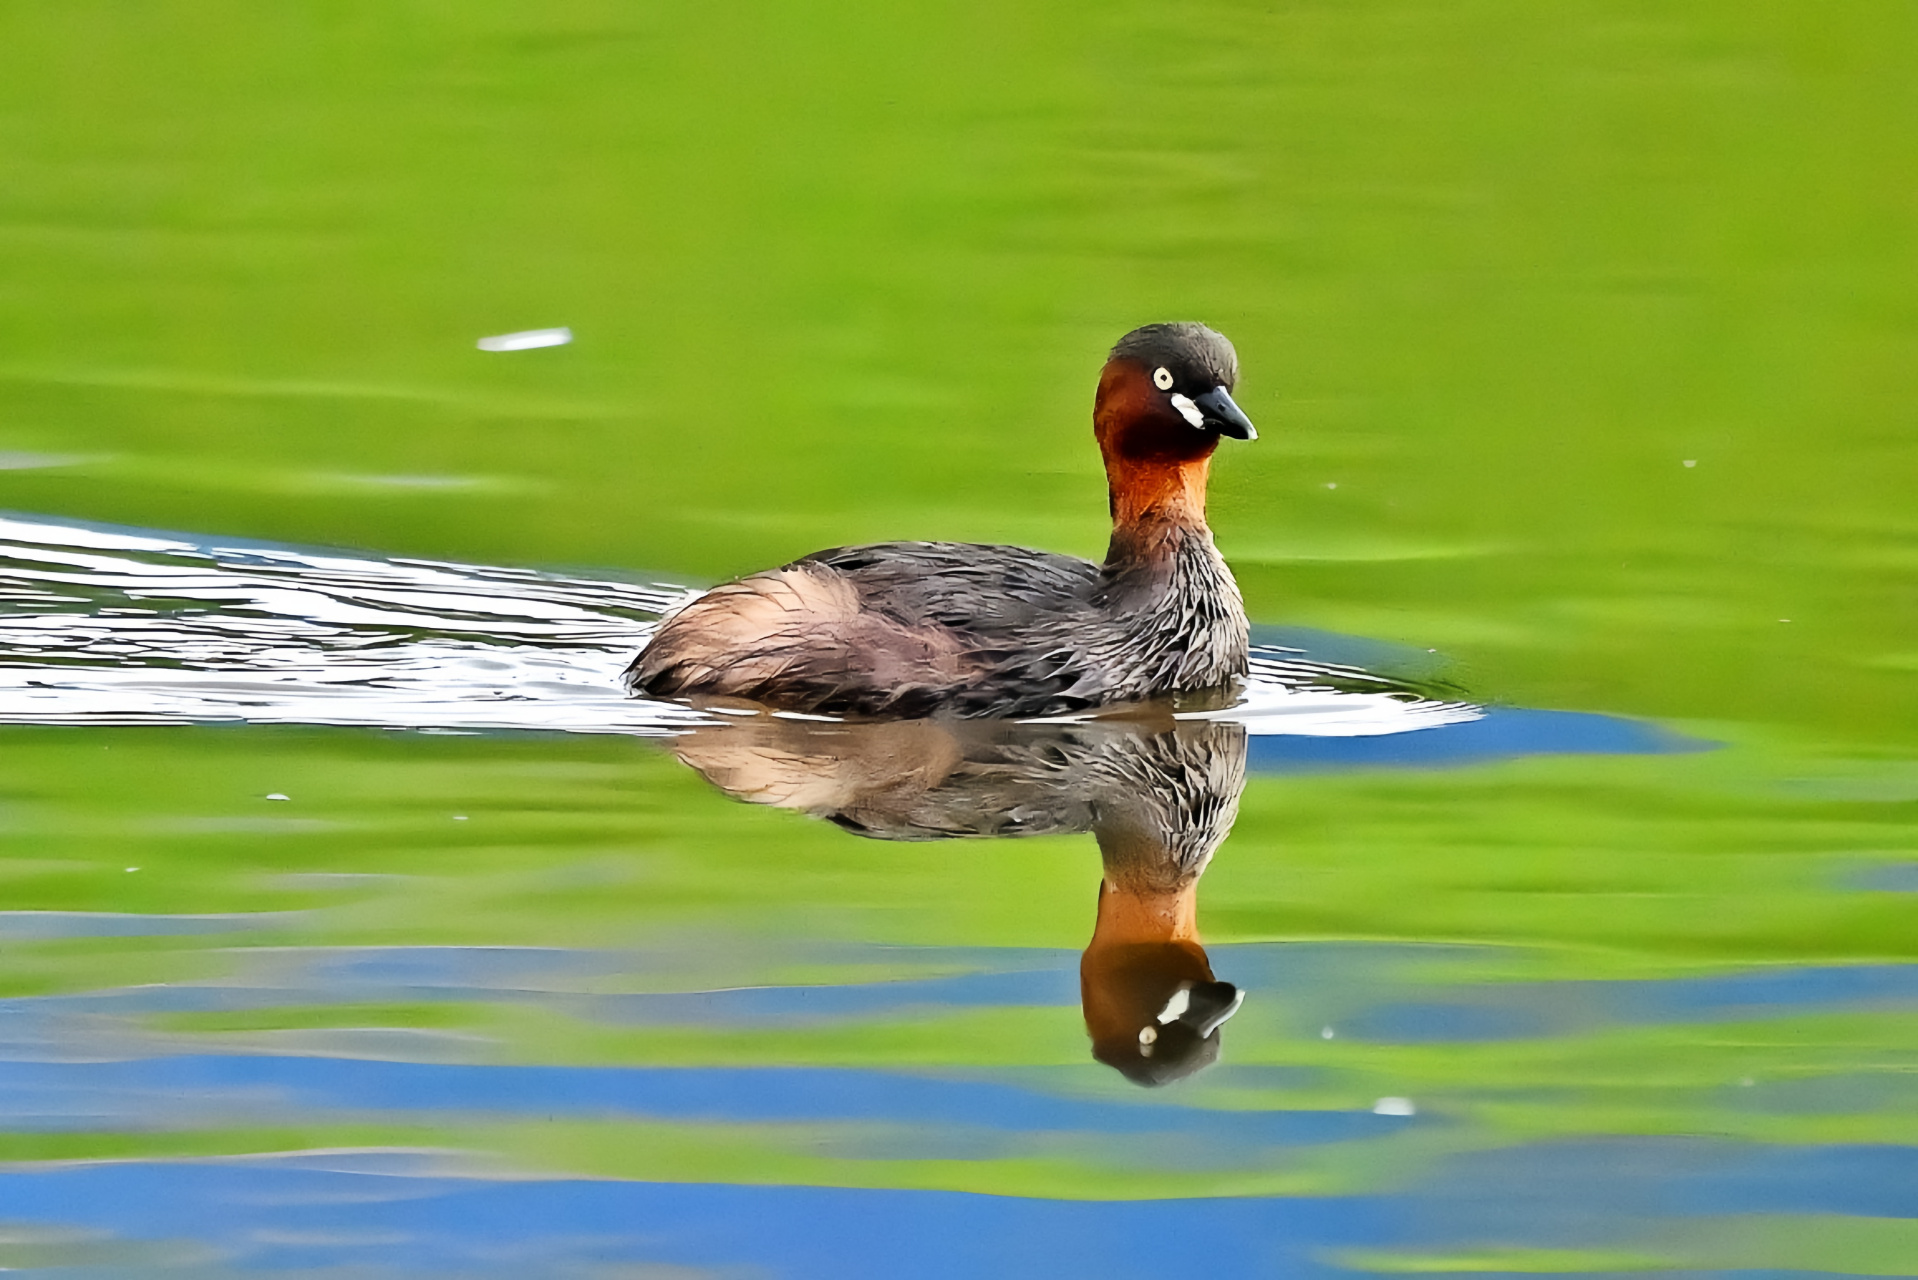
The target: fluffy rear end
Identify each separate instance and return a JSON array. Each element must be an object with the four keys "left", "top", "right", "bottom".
[{"left": 625, "top": 564, "right": 973, "bottom": 716}]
